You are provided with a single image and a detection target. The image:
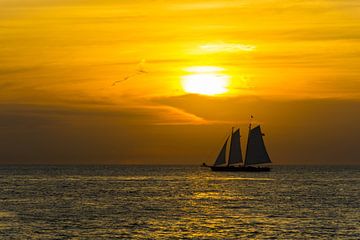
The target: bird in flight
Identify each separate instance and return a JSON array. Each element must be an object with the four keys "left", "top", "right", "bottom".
[{"left": 112, "top": 59, "right": 148, "bottom": 86}]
